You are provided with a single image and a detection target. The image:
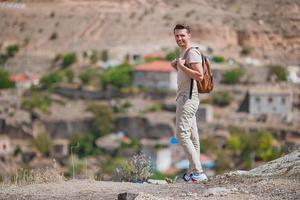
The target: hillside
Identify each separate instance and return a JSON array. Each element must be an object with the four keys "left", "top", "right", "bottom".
[
  {"left": 0, "top": 0, "right": 299, "bottom": 74},
  {"left": 1, "top": 150, "right": 299, "bottom": 200}
]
